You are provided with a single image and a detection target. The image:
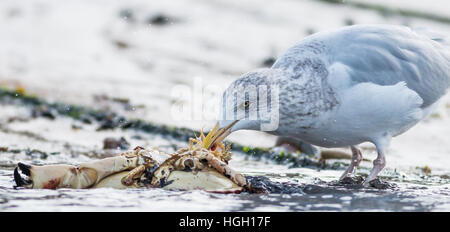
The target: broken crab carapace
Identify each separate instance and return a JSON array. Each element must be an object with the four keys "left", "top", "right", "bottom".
[{"left": 14, "top": 123, "right": 246, "bottom": 193}]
